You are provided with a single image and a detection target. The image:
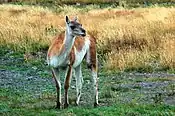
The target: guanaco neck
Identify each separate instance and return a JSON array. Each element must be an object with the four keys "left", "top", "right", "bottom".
[{"left": 60, "top": 26, "right": 76, "bottom": 57}]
